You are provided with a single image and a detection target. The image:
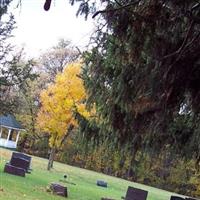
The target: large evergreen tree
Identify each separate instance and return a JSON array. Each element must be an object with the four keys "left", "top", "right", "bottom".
[{"left": 70, "top": 0, "right": 200, "bottom": 164}]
